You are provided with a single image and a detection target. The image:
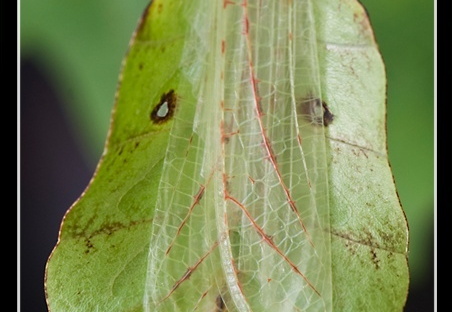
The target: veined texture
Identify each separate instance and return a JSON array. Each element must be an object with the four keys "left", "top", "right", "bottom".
[
  {"left": 44, "top": 0, "right": 409, "bottom": 310},
  {"left": 144, "top": 1, "right": 332, "bottom": 311}
]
